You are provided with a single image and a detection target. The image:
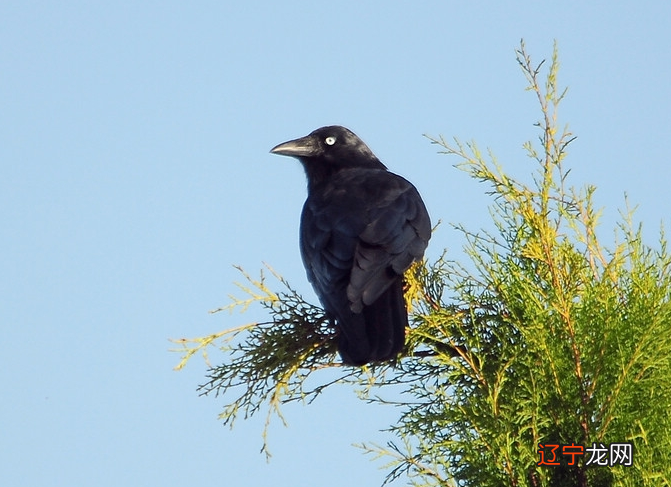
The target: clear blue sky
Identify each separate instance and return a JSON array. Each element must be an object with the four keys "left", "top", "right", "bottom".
[{"left": 2, "top": 2, "right": 670, "bottom": 486}]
